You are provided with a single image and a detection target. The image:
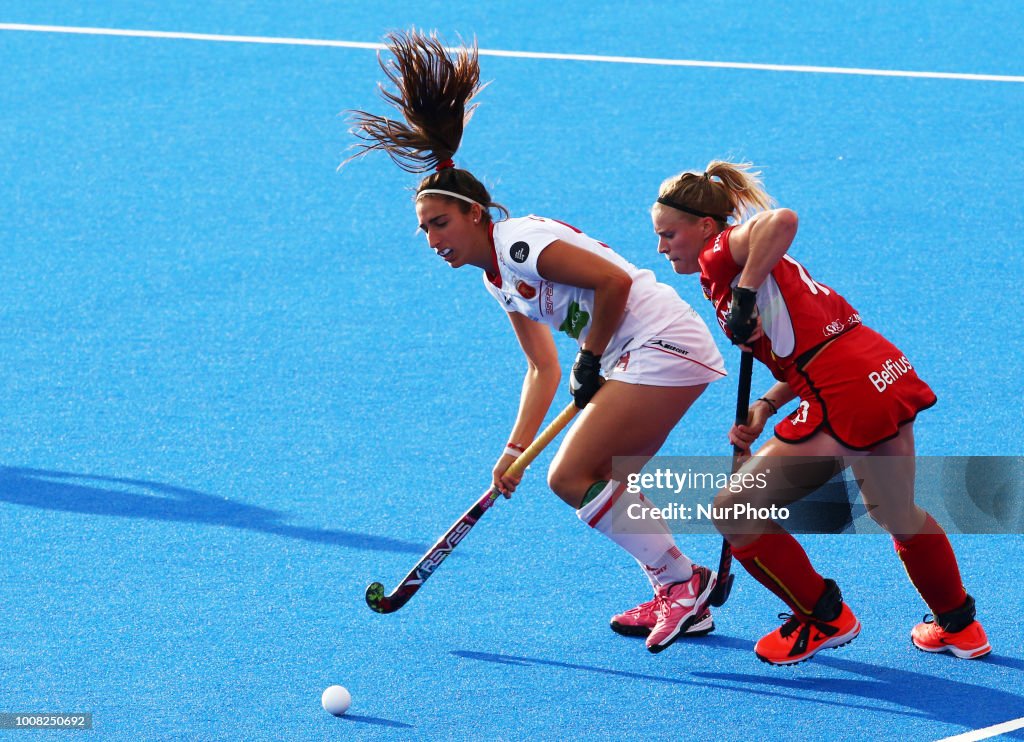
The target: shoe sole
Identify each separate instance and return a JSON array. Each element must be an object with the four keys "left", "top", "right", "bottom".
[
  {"left": 610, "top": 622, "right": 651, "bottom": 638},
  {"left": 646, "top": 572, "right": 718, "bottom": 654},
  {"left": 611, "top": 613, "right": 715, "bottom": 639},
  {"left": 912, "top": 637, "right": 992, "bottom": 659},
  {"left": 755, "top": 619, "right": 862, "bottom": 666},
  {"left": 683, "top": 614, "right": 715, "bottom": 637}
]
